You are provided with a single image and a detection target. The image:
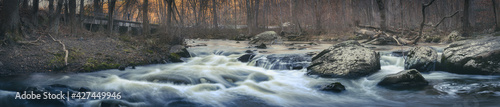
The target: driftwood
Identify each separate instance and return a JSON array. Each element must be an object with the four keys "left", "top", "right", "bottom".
[
  {"left": 357, "top": 0, "right": 458, "bottom": 46},
  {"left": 48, "top": 34, "right": 68, "bottom": 66},
  {"left": 357, "top": 26, "right": 417, "bottom": 46},
  {"left": 18, "top": 35, "right": 45, "bottom": 45}
]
